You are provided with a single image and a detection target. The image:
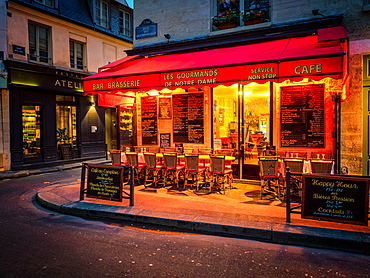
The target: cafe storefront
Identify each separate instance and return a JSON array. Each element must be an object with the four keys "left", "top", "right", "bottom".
[{"left": 83, "top": 27, "right": 348, "bottom": 179}]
